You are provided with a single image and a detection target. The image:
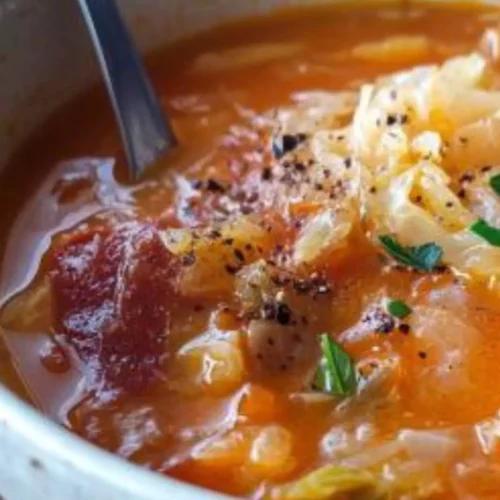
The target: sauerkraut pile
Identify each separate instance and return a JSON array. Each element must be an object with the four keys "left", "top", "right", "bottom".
[{"left": 270, "top": 43, "right": 500, "bottom": 287}]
